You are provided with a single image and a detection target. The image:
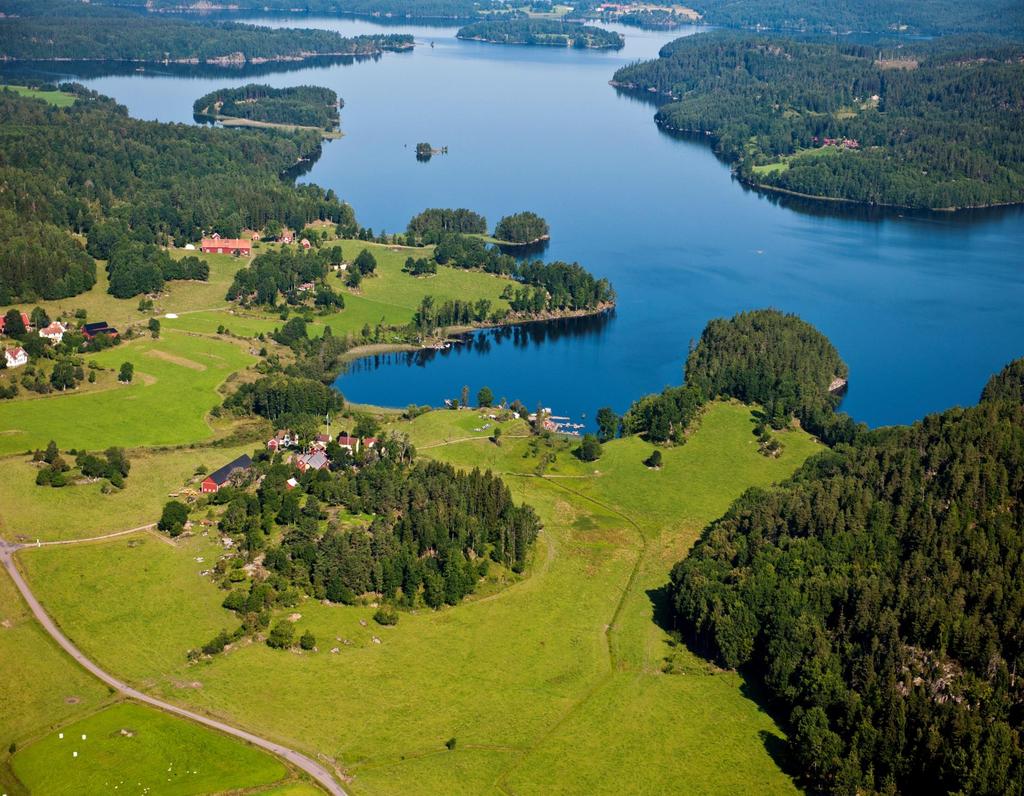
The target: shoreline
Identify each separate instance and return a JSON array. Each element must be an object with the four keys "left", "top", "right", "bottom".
[
  {"left": 335, "top": 303, "right": 615, "bottom": 372},
  {"left": 456, "top": 35, "right": 623, "bottom": 50},
  {"left": 208, "top": 114, "right": 343, "bottom": 139},
  {"left": 0, "top": 44, "right": 413, "bottom": 67}
]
